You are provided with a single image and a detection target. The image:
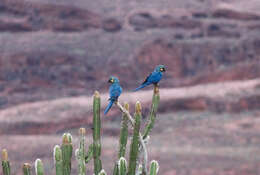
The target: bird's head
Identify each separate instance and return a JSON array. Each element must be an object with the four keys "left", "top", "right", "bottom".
[
  {"left": 108, "top": 76, "right": 119, "bottom": 84},
  {"left": 155, "top": 65, "right": 166, "bottom": 72}
]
